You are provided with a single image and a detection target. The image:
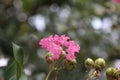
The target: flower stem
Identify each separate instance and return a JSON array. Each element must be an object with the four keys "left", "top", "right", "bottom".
[
  {"left": 55, "top": 70, "right": 58, "bottom": 80},
  {"left": 87, "top": 70, "right": 95, "bottom": 80},
  {"left": 45, "top": 70, "right": 53, "bottom": 80}
]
